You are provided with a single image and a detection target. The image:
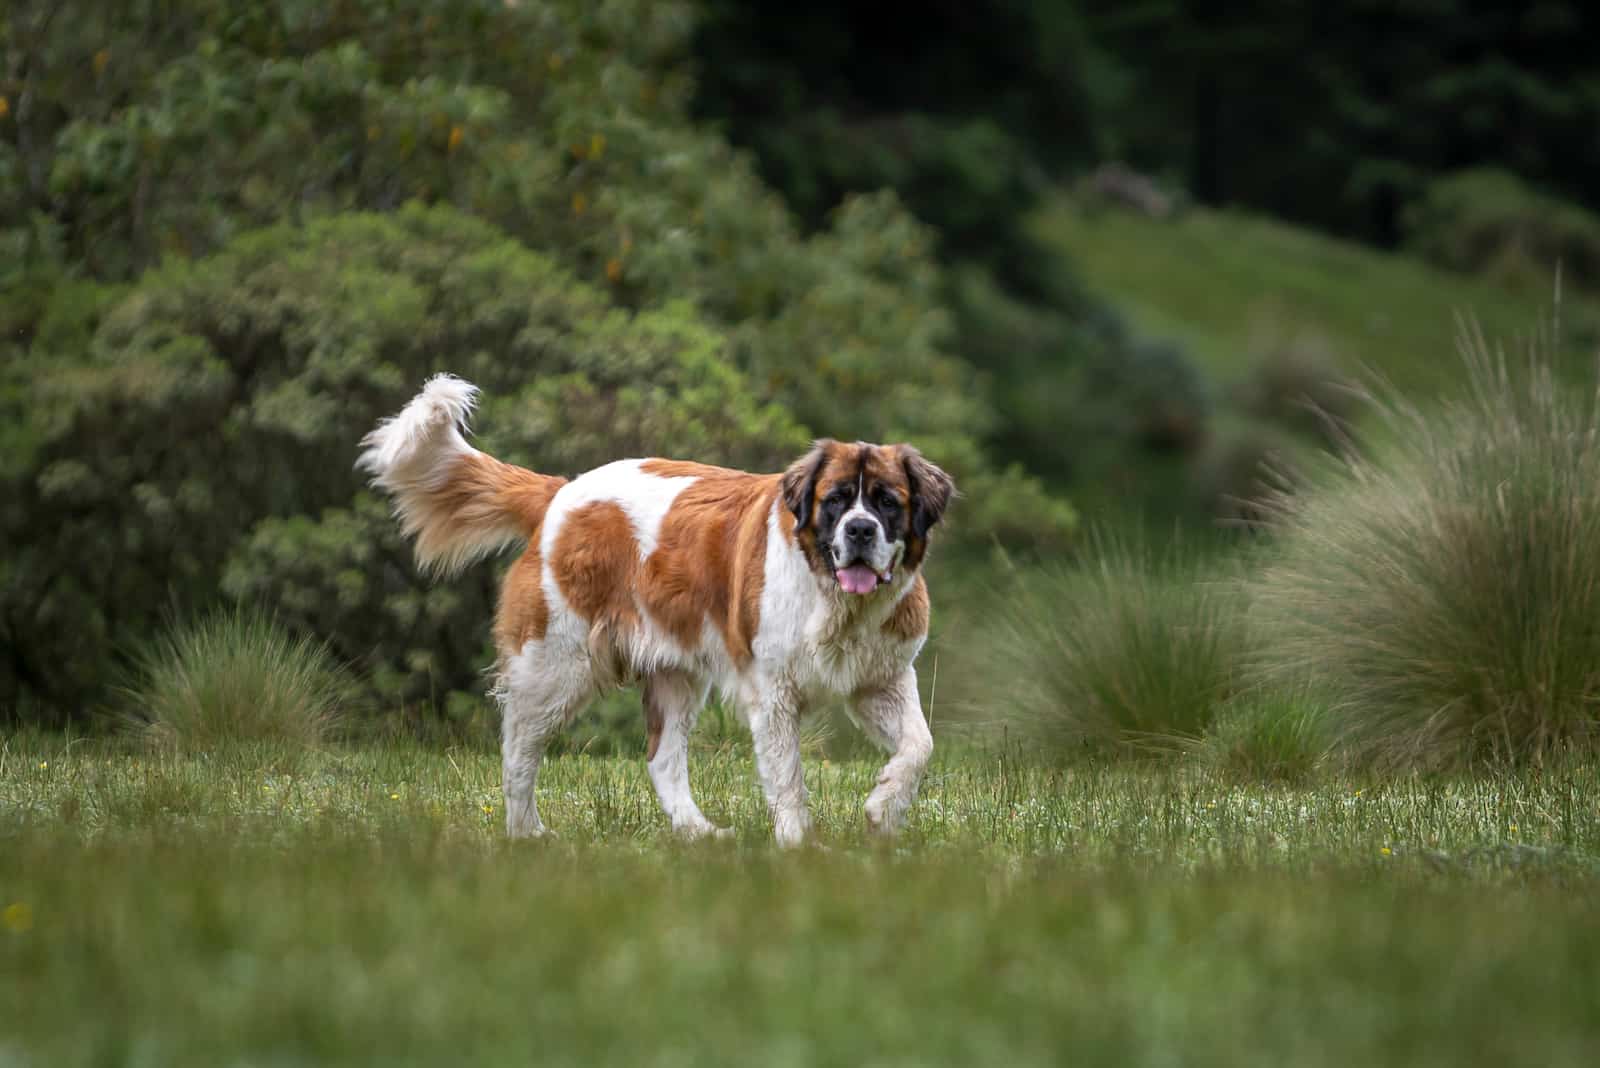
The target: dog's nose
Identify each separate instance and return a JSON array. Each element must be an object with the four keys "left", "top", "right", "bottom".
[{"left": 844, "top": 517, "right": 877, "bottom": 545}]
